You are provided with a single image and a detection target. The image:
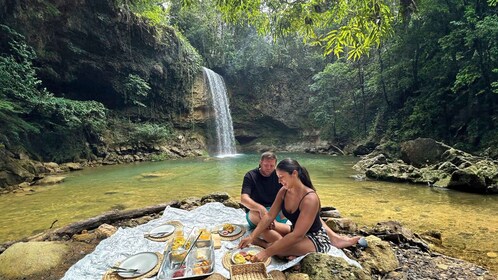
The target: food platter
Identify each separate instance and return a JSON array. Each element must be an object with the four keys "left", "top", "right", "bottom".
[
  {"left": 157, "top": 240, "right": 215, "bottom": 279},
  {"left": 231, "top": 246, "right": 262, "bottom": 265},
  {"left": 218, "top": 224, "right": 242, "bottom": 237},
  {"left": 147, "top": 224, "right": 175, "bottom": 238},
  {"left": 117, "top": 252, "right": 159, "bottom": 278}
]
